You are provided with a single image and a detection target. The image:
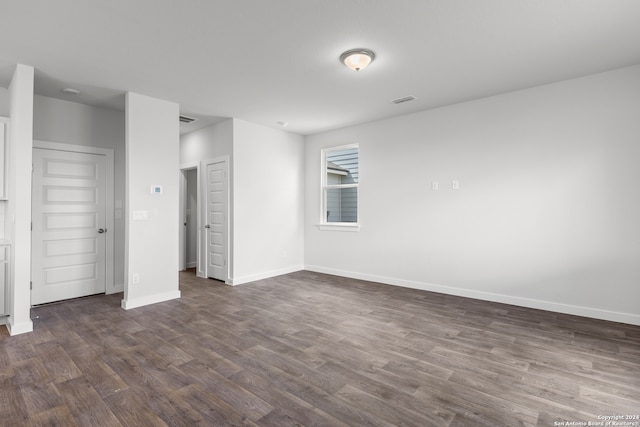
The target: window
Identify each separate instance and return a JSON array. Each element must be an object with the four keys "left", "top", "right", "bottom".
[{"left": 321, "top": 144, "right": 359, "bottom": 230}]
